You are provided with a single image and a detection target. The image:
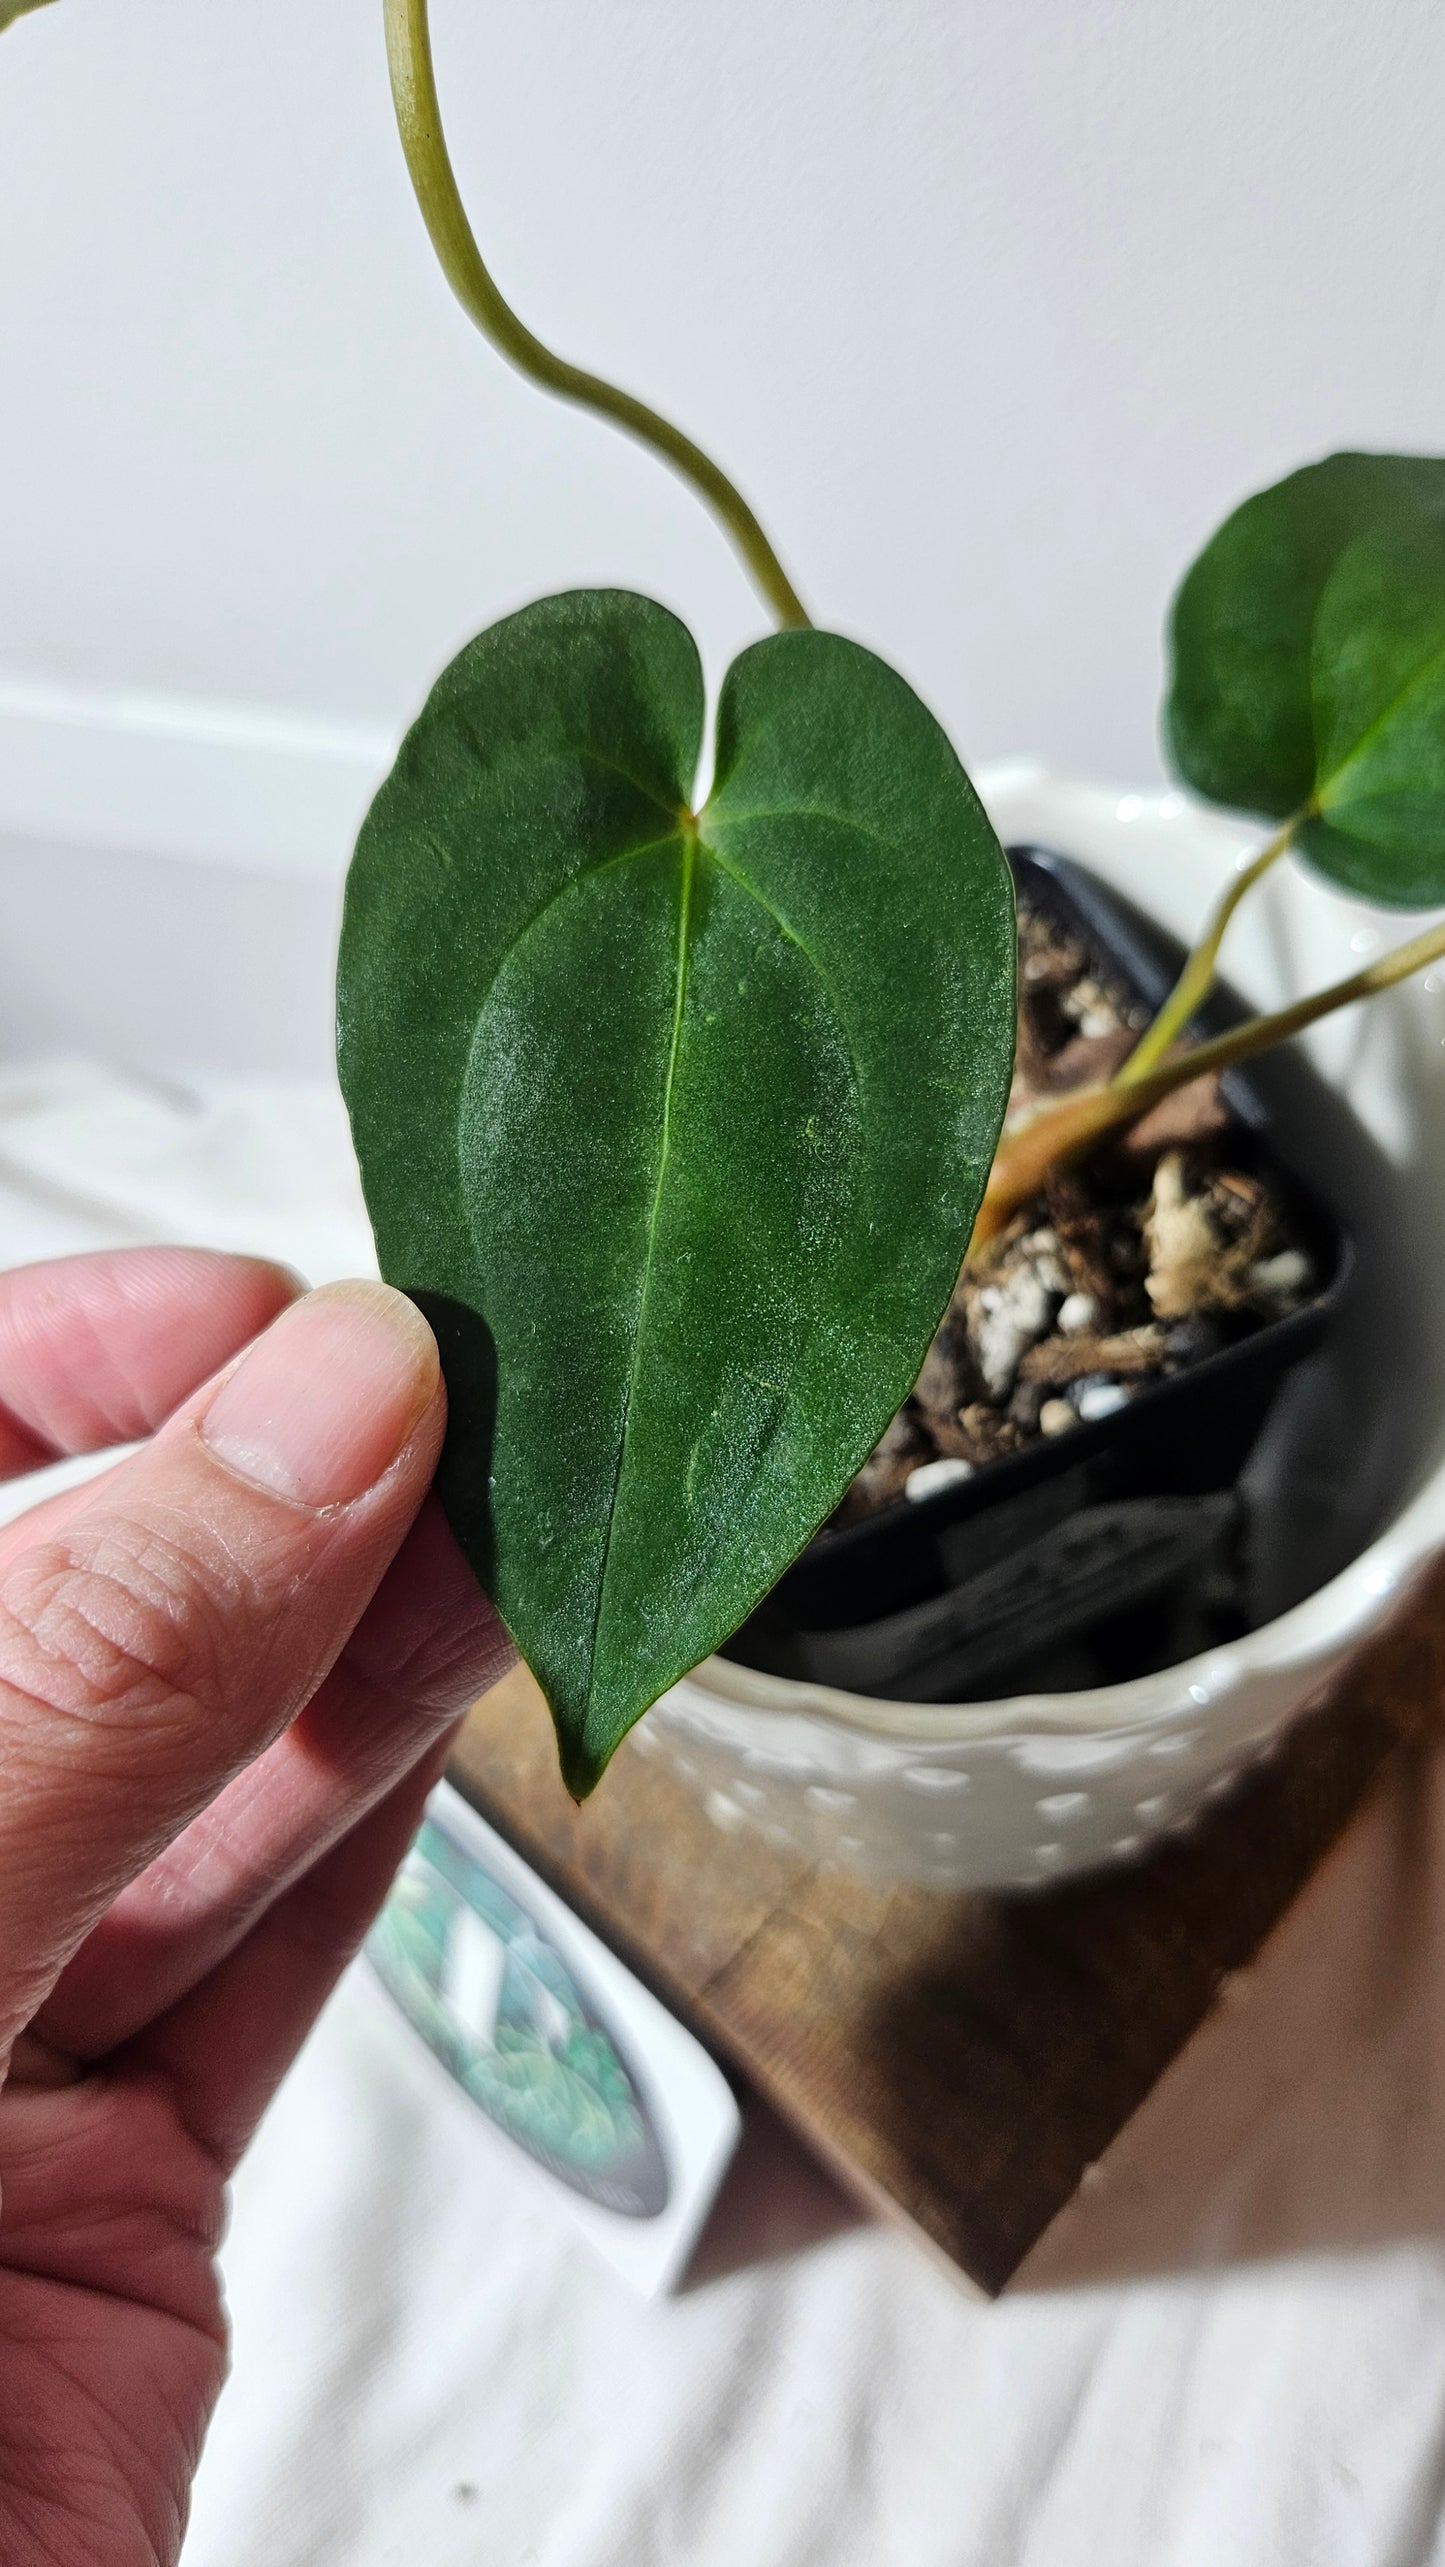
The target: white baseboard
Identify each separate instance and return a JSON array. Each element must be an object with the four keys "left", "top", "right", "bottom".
[{"left": 0, "top": 674, "right": 396, "bottom": 879}]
